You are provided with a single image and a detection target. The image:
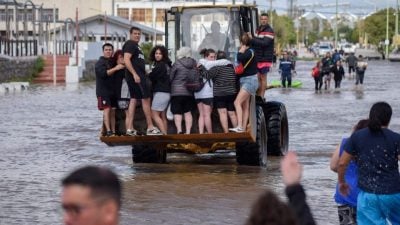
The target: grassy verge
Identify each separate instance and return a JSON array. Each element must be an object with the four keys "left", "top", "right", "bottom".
[{"left": 9, "top": 57, "right": 44, "bottom": 83}]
